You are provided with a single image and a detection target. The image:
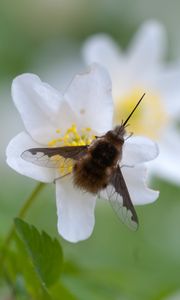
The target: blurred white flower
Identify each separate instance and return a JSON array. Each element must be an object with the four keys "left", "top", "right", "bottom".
[
  {"left": 83, "top": 20, "right": 180, "bottom": 185},
  {"left": 6, "top": 64, "right": 158, "bottom": 243}
]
